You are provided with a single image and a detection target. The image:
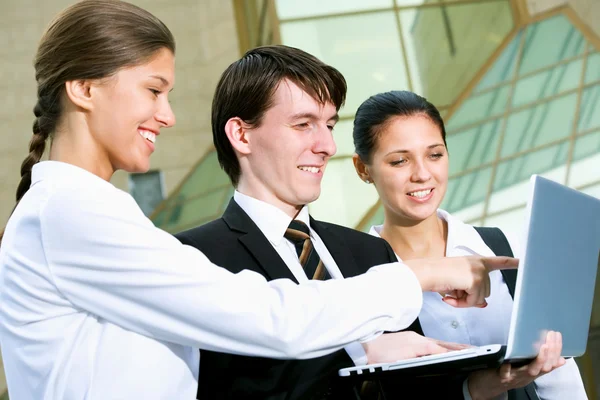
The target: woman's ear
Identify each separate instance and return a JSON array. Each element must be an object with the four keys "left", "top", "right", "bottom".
[
  {"left": 352, "top": 153, "right": 372, "bottom": 184},
  {"left": 64, "top": 79, "right": 95, "bottom": 111}
]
